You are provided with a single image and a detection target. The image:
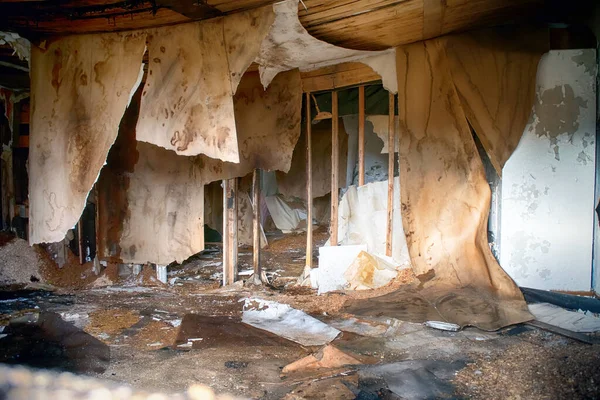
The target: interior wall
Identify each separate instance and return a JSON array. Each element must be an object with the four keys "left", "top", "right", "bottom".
[
  {"left": 342, "top": 115, "right": 390, "bottom": 186},
  {"left": 500, "top": 49, "right": 597, "bottom": 291}
]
